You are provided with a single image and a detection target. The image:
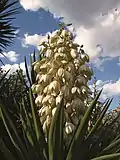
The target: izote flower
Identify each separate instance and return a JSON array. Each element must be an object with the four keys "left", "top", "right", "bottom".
[{"left": 32, "top": 26, "right": 93, "bottom": 134}]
